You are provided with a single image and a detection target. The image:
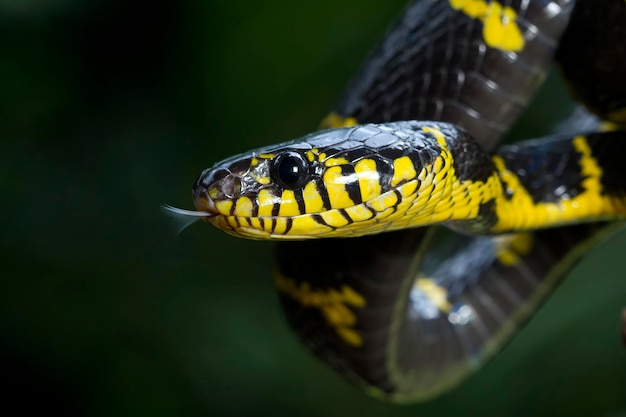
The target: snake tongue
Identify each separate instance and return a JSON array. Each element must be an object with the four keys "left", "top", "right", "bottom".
[{"left": 160, "top": 204, "right": 213, "bottom": 234}]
